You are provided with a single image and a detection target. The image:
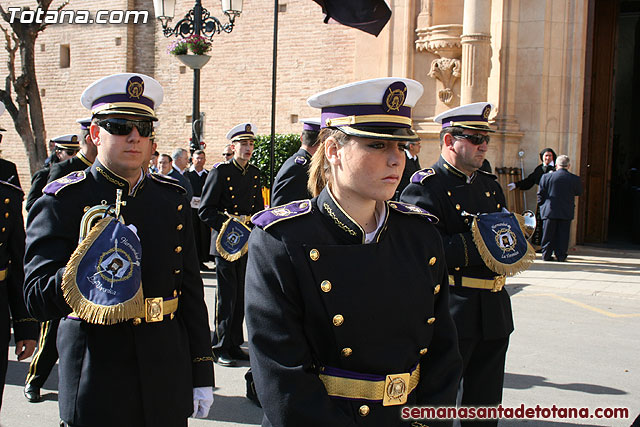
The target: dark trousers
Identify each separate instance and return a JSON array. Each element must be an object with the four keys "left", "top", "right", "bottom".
[
  {"left": 192, "top": 209, "right": 211, "bottom": 264},
  {"left": 212, "top": 254, "right": 247, "bottom": 351},
  {"left": 458, "top": 336, "right": 510, "bottom": 427},
  {"left": 541, "top": 218, "right": 571, "bottom": 261},
  {"left": 0, "top": 286, "right": 11, "bottom": 411},
  {"left": 26, "top": 319, "right": 59, "bottom": 388}
]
